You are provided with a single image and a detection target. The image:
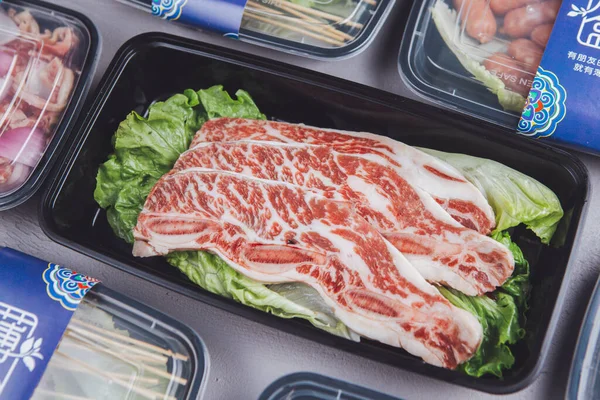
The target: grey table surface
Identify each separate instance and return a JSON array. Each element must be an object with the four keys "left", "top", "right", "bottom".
[{"left": 1, "top": 0, "right": 599, "bottom": 399}]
